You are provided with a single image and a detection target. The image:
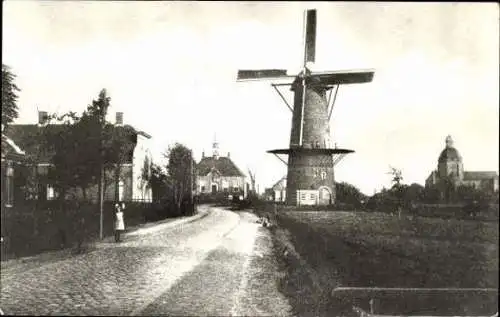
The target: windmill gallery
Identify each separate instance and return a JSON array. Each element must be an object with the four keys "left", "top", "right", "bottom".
[{"left": 237, "top": 9, "right": 374, "bottom": 206}]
